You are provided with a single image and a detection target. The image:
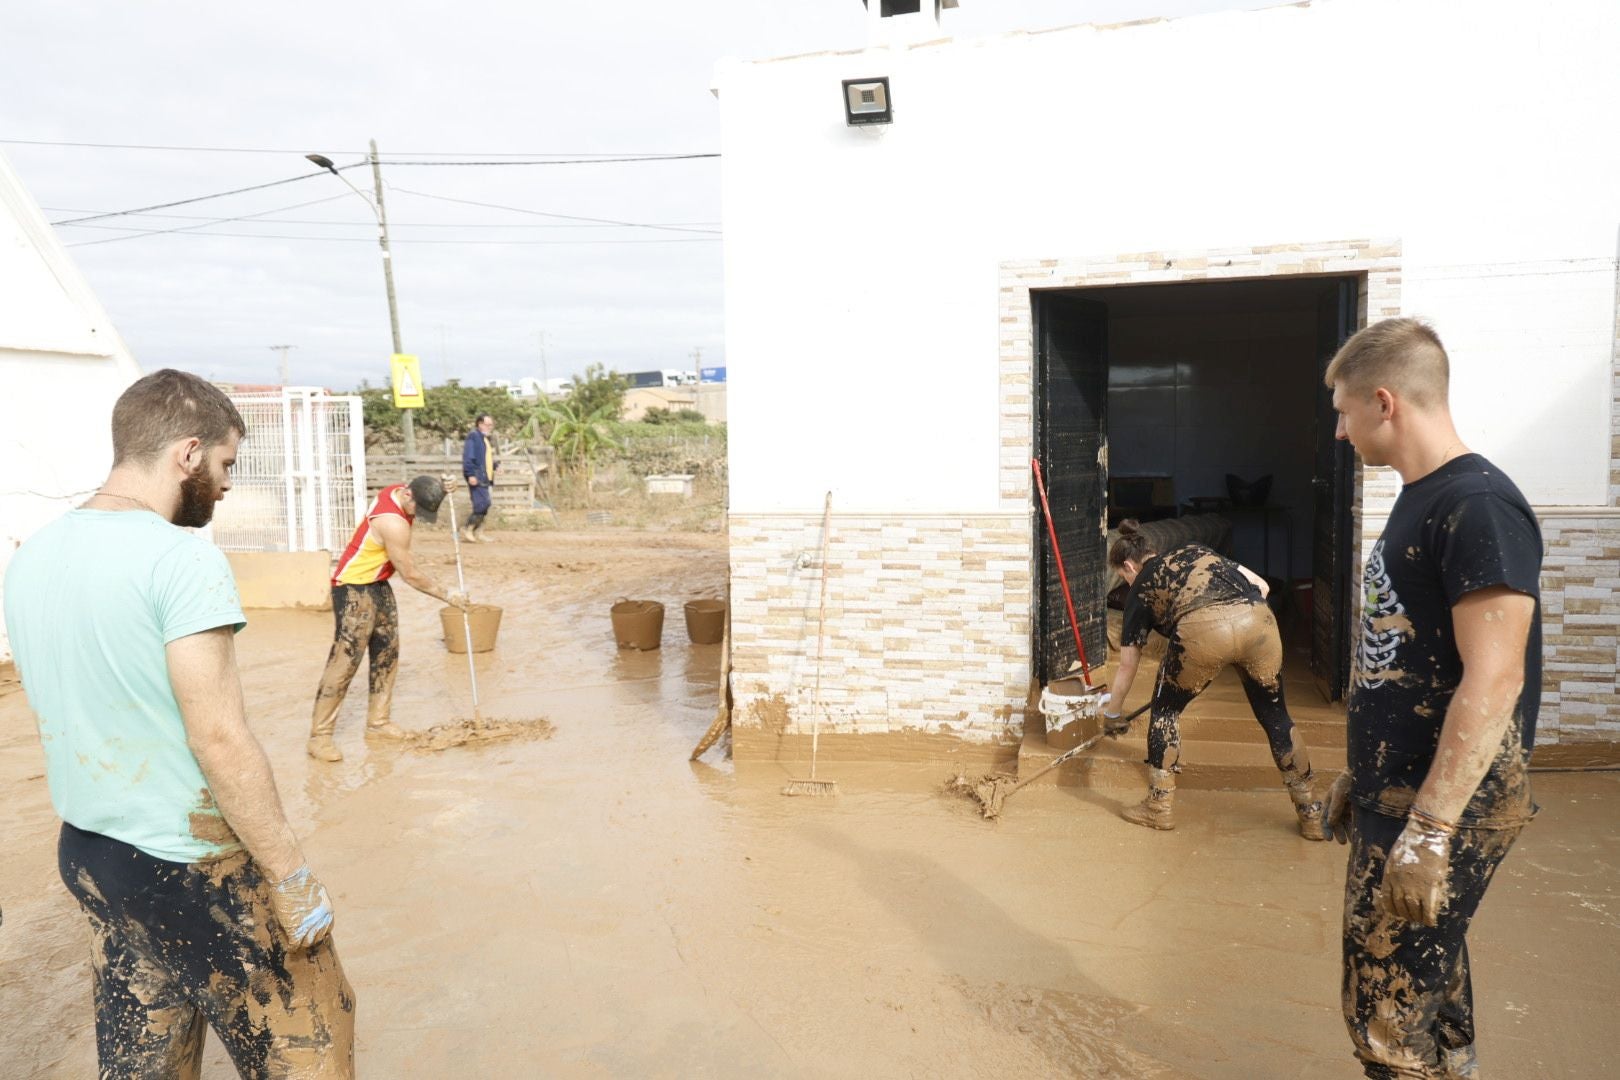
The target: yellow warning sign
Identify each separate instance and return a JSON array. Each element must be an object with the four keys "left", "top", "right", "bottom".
[{"left": 390, "top": 354, "right": 425, "bottom": 409}]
